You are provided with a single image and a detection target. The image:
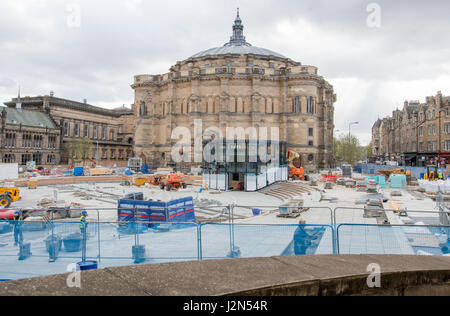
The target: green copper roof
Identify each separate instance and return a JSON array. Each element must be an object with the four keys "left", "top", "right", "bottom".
[{"left": 1, "top": 107, "right": 57, "bottom": 129}]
